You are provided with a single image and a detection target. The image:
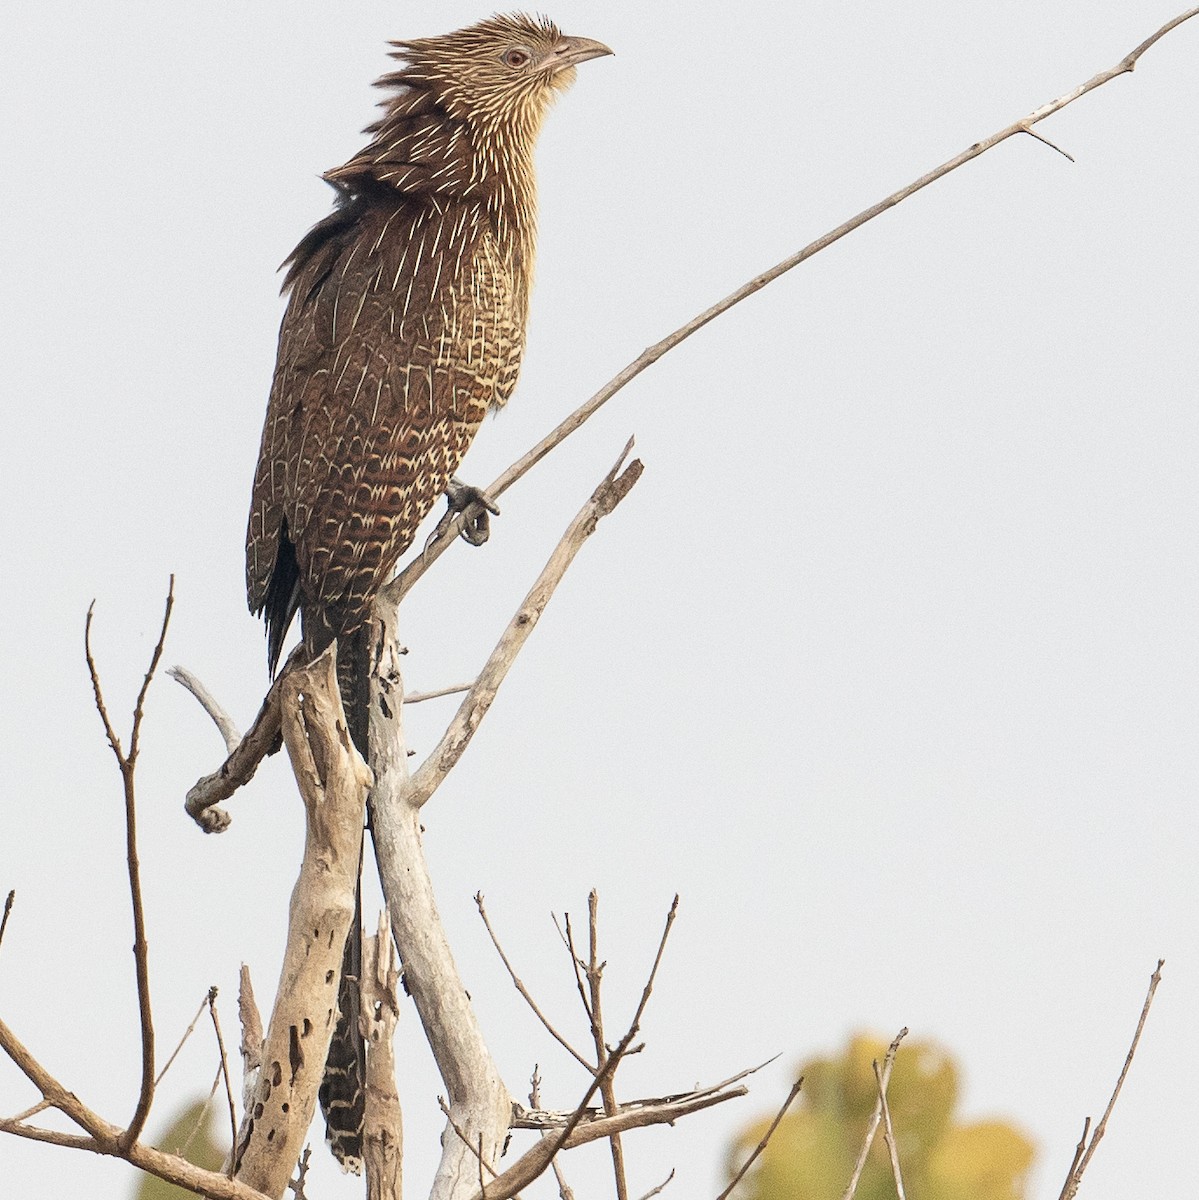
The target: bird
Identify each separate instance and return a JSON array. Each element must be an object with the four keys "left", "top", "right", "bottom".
[{"left": 243, "top": 13, "right": 611, "bottom": 1172}]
